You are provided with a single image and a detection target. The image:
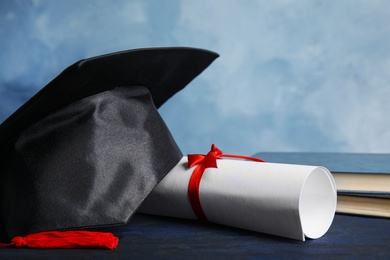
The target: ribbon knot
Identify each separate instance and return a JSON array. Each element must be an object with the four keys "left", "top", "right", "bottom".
[
  {"left": 188, "top": 144, "right": 222, "bottom": 169},
  {"left": 12, "top": 236, "right": 26, "bottom": 247},
  {"left": 186, "top": 144, "right": 264, "bottom": 221}
]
